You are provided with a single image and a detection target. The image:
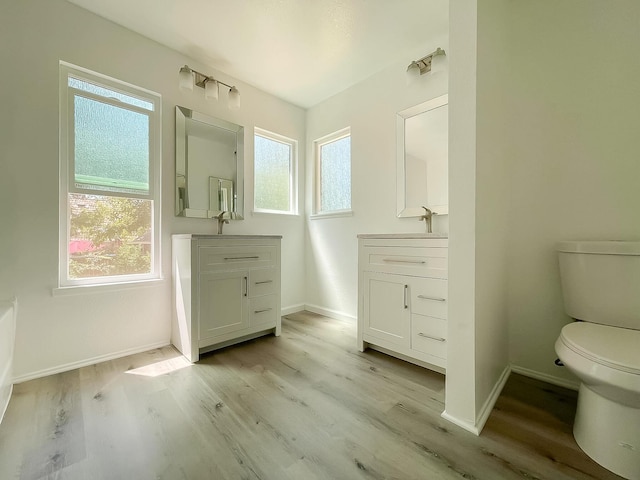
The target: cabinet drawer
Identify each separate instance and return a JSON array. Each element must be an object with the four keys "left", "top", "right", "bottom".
[
  {"left": 411, "top": 314, "right": 447, "bottom": 359},
  {"left": 410, "top": 278, "right": 447, "bottom": 319},
  {"left": 361, "top": 247, "right": 447, "bottom": 278},
  {"left": 249, "top": 268, "right": 278, "bottom": 297},
  {"left": 198, "top": 245, "right": 277, "bottom": 272},
  {"left": 250, "top": 295, "right": 278, "bottom": 327}
]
